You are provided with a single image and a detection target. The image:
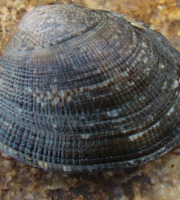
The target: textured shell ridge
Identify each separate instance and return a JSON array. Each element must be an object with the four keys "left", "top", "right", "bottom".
[{"left": 0, "top": 4, "right": 180, "bottom": 172}]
